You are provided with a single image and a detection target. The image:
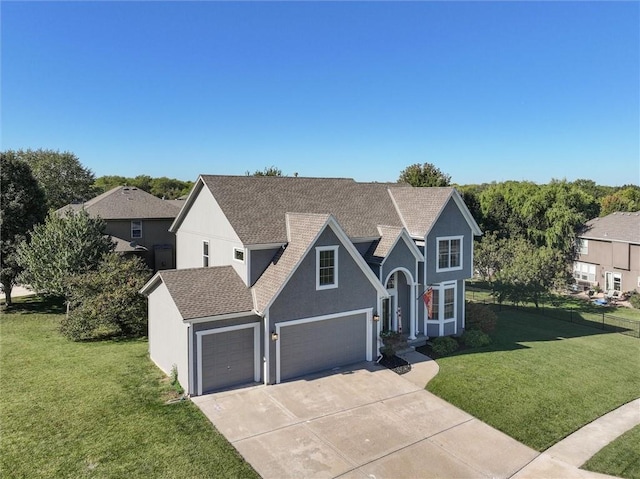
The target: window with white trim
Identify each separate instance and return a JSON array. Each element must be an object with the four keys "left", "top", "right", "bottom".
[
  {"left": 316, "top": 246, "right": 338, "bottom": 290},
  {"left": 131, "top": 220, "right": 142, "bottom": 239},
  {"left": 203, "top": 241, "right": 209, "bottom": 267},
  {"left": 233, "top": 247, "right": 244, "bottom": 262},
  {"left": 573, "top": 262, "right": 596, "bottom": 283},
  {"left": 436, "top": 236, "right": 463, "bottom": 272},
  {"left": 427, "top": 282, "right": 457, "bottom": 322}
]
